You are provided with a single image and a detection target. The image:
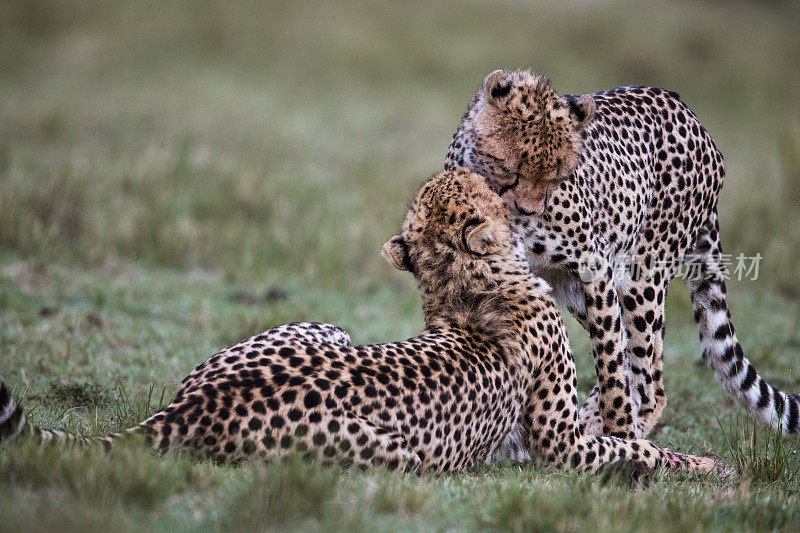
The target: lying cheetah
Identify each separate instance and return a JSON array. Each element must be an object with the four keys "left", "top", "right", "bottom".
[
  {"left": 0, "top": 170, "right": 725, "bottom": 474},
  {"left": 445, "top": 69, "right": 800, "bottom": 439}
]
